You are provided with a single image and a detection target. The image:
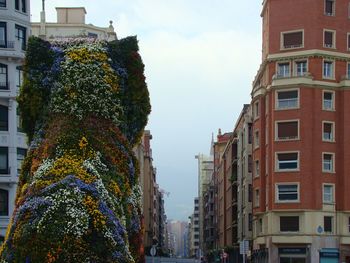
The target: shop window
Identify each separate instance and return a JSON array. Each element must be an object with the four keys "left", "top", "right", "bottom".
[
  {"left": 276, "top": 152, "right": 299, "bottom": 170},
  {"left": 276, "top": 90, "right": 298, "bottom": 109},
  {"left": 323, "top": 122, "right": 334, "bottom": 141},
  {"left": 324, "top": 216, "right": 333, "bottom": 233},
  {"left": 276, "top": 184, "right": 299, "bottom": 202},
  {"left": 280, "top": 216, "right": 299, "bottom": 232},
  {"left": 281, "top": 31, "right": 303, "bottom": 49},
  {"left": 0, "top": 189, "right": 8, "bottom": 216},
  {"left": 323, "top": 91, "right": 334, "bottom": 110},
  {"left": 276, "top": 121, "right": 299, "bottom": 140}
]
